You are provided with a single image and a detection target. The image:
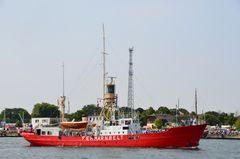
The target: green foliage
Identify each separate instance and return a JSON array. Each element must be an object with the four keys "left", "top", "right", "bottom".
[
  {"left": 119, "top": 107, "right": 131, "bottom": 117},
  {"left": 31, "top": 102, "right": 60, "bottom": 118},
  {"left": 219, "top": 112, "right": 228, "bottom": 124},
  {"left": 156, "top": 106, "right": 170, "bottom": 114},
  {"left": 205, "top": 111, "right": 237, "bottom": 126},
  {"left": 146, "top": 107, "right": 155, "bottom": 116},
  {"left": 66, "top": 110, "right": 84, "bottom": 121},
  {"left": 66, "top": 104, "right": 100, "bottom": 121},
  {"left": 178, "top": 108, "right": 189, "bottom": 115},
  {"left": 82, "top": 104, "right": 101, "bottom": 116},
  {"left": 0, "top": 108, "right": 31, "bottom": 124},
  {"left": 205, "top": 113, "right": 221, "bottom": 126},
  {"left": 191, "top": 111, "right": 196, "bottom": 116},
  {"left": 2, "top": 103, "right": 238, "bottom": 129},
  {"left": 169, "top": 108, "right": 177, "bottom": 115},
  {"left": 15, "top": 120, "right": 22, "bottom": 127},
  {"left": 235, "top": 118, "right": 240, "bottom": 129},
  {"left": 154, "top": 118, "right": 162, "bottom": 129},
  {"left": 226, "top": 113, "right": 236, "bottom": 126},
  {"left": 136, "top": 107, "right": 144, "bottom": 114},
  {"left": 139, "top": 111, "right": 148, "bottom": 126}
]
